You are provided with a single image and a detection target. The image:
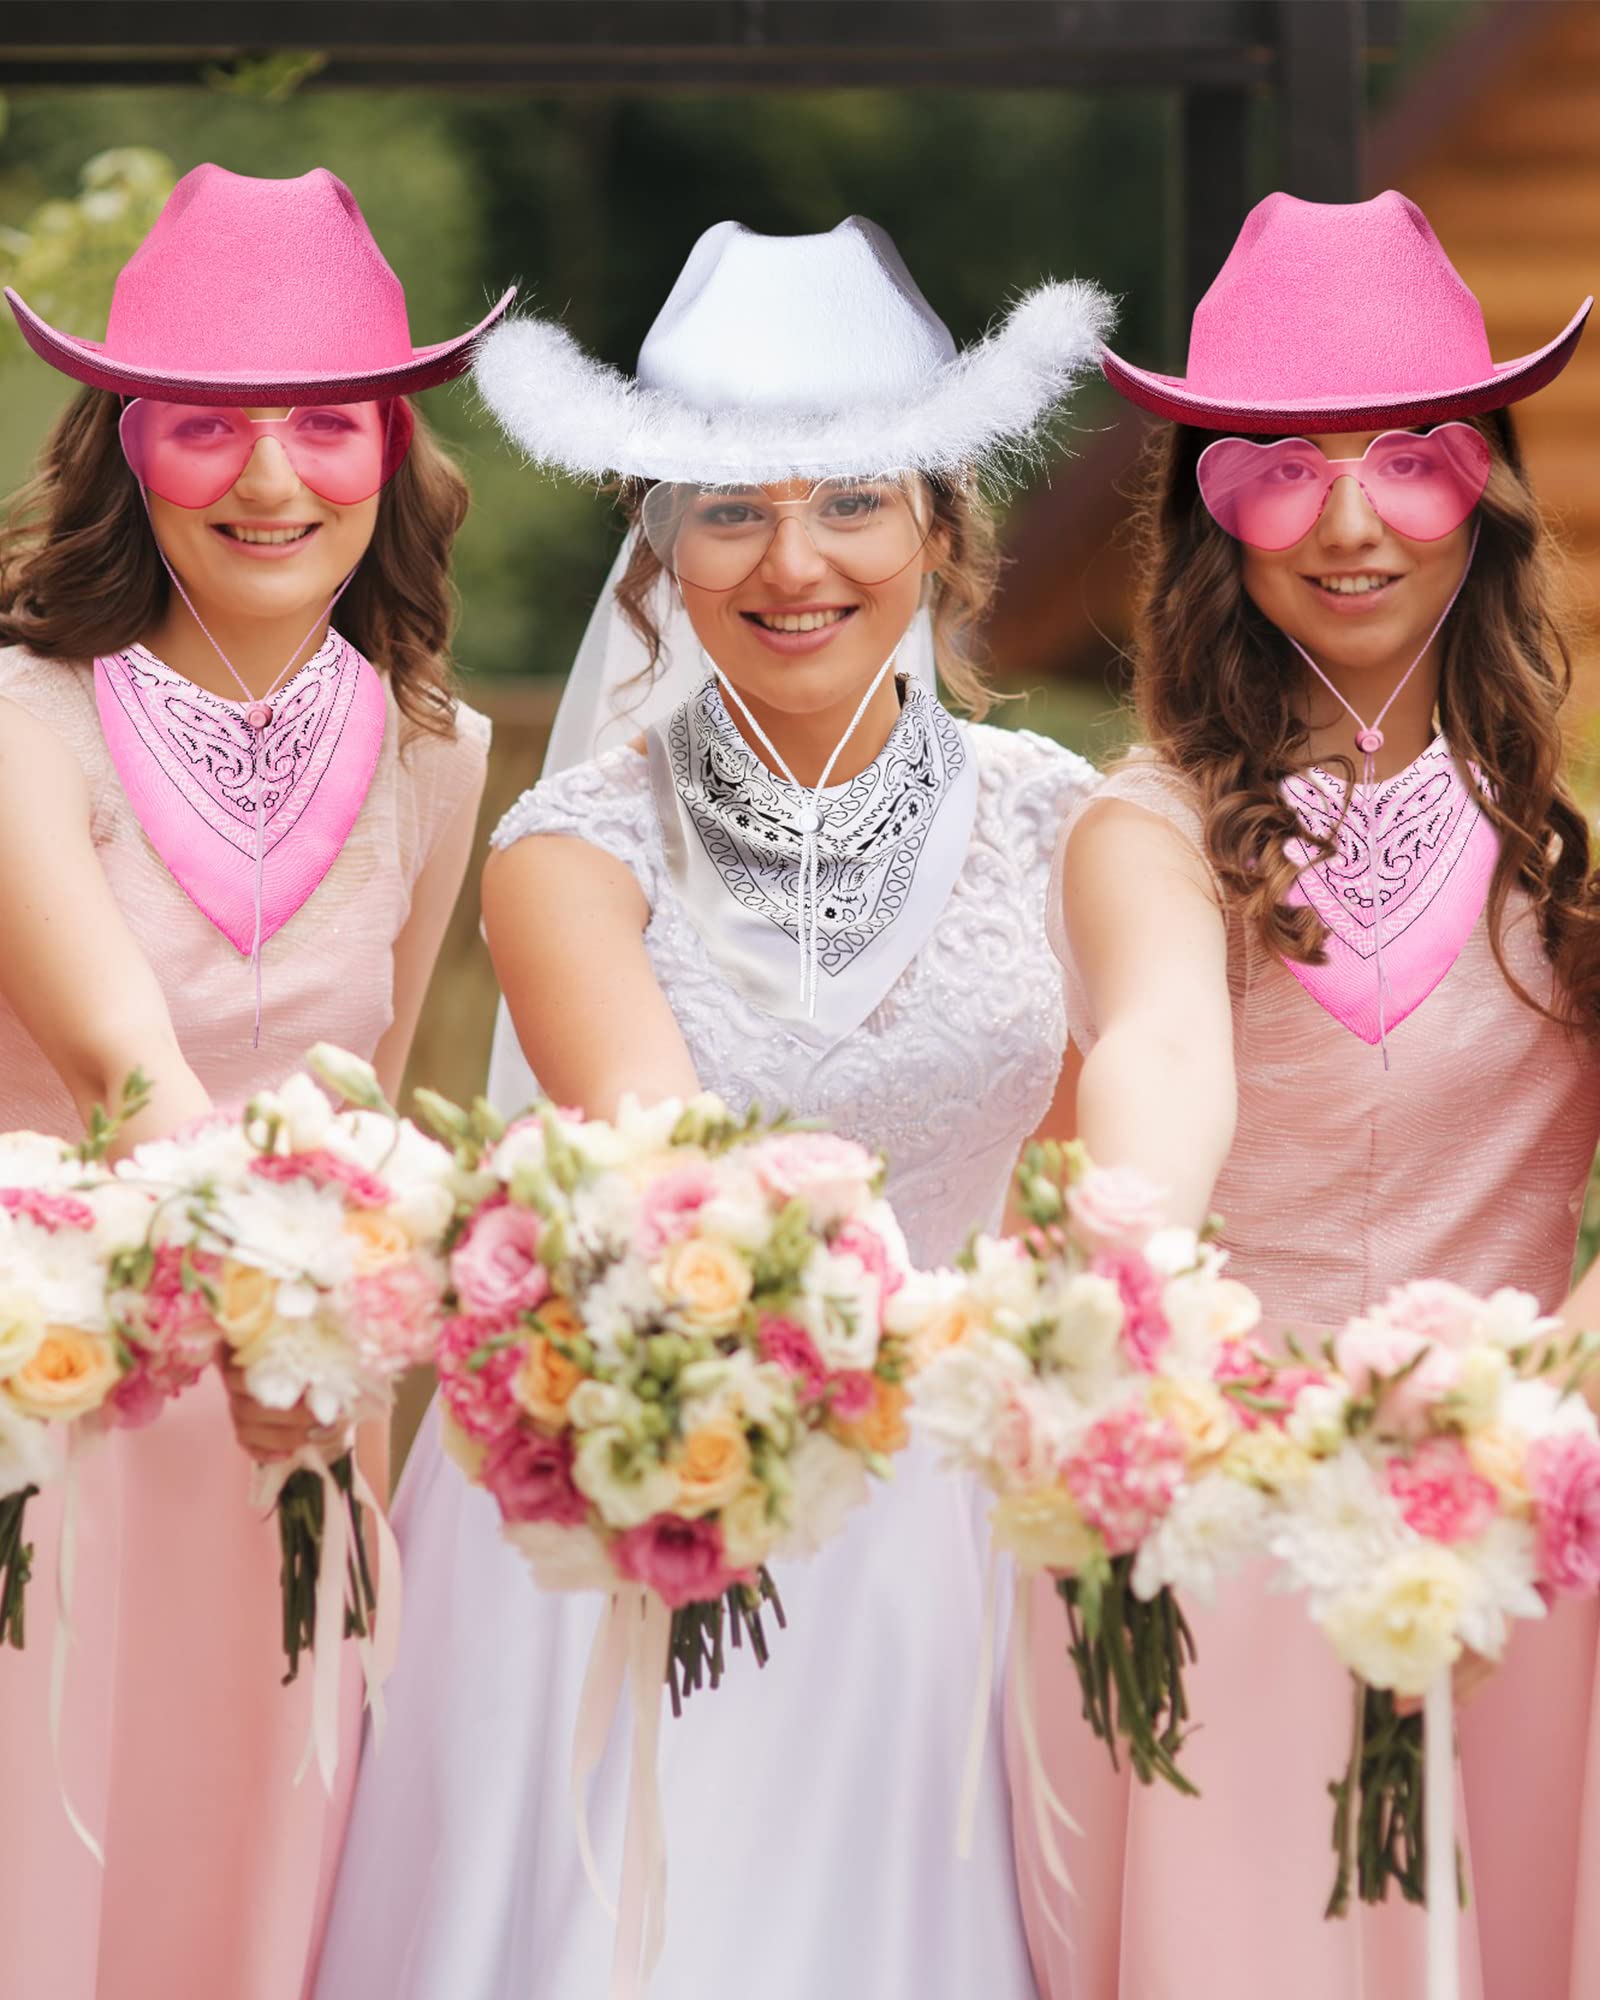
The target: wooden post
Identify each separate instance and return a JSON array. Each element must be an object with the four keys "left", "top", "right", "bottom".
[
  {"left": 1277, "top": 0, "right": 1366, "bottom": 200},
  {"left": 1174, "top": 85, "right": 1254, "bottom": 351}
]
